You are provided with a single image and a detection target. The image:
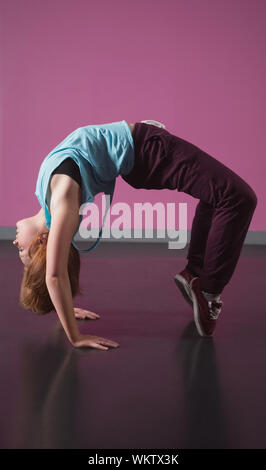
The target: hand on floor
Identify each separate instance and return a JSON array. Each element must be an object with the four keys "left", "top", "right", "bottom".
[
  {"left": 74, "top": 307, "right": 100, "bottom": 320},
  {"left": 73, "top": 334, "right": 119, "bottom": 350}
]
